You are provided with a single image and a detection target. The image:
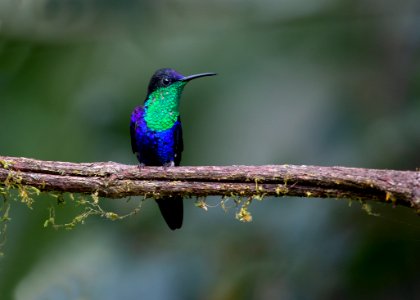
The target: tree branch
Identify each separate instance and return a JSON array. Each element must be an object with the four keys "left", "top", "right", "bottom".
[{"left": 0, "top": 156, "right": 419, "bottom": 212}]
